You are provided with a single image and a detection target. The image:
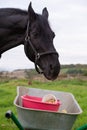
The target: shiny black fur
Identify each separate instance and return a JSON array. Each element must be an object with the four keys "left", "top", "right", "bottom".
[{"left": 0, "top": 3, "right": 60, "bottom": 80}]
